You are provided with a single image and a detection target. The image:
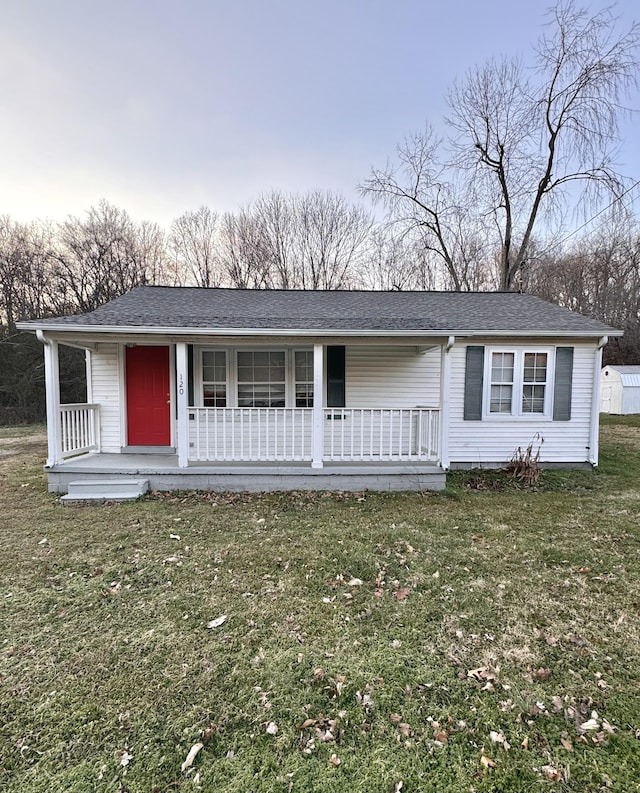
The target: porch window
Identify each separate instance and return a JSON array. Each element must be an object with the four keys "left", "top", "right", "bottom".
[
  {"left": 237, "top": 351, "right": 286, "bottom": 407},
  {"left": 202, "top": 350, "right": 227, "bottom": 406},
  {"left": 294, "top": 350, "right": 314, "bottom": 407}
]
